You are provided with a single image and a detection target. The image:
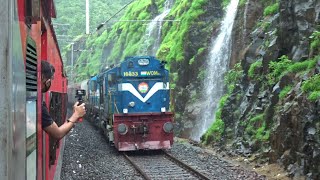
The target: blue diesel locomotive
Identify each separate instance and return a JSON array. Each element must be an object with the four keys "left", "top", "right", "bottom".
[{"left": 85, "top": 56, "right": 174, "bottom": 151}]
